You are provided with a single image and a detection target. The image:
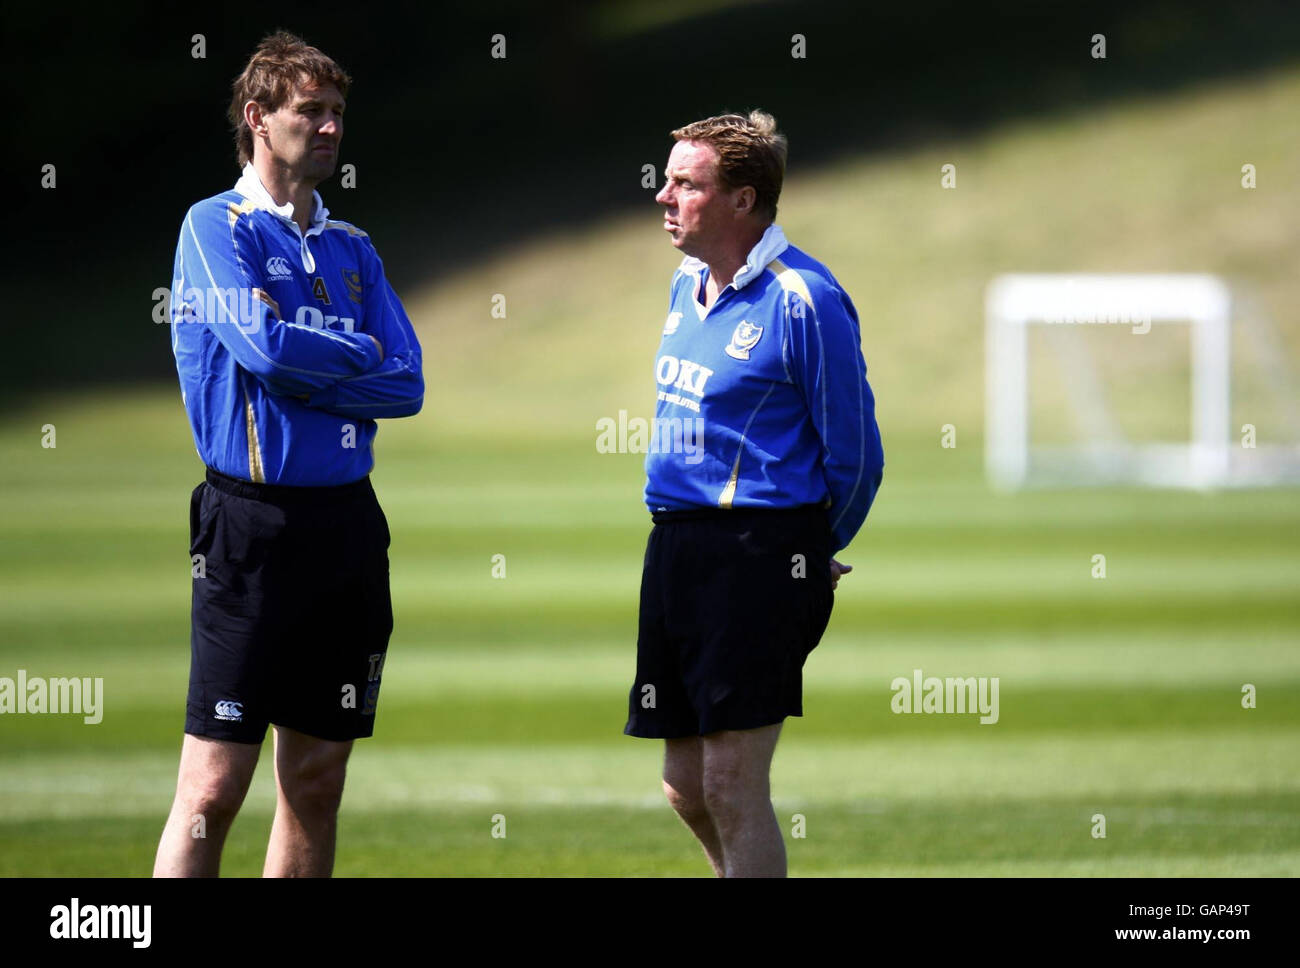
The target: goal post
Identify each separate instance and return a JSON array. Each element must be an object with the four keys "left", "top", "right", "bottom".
[{"left": 985, "top": 273, "right": 1238, "bottom": 491}]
